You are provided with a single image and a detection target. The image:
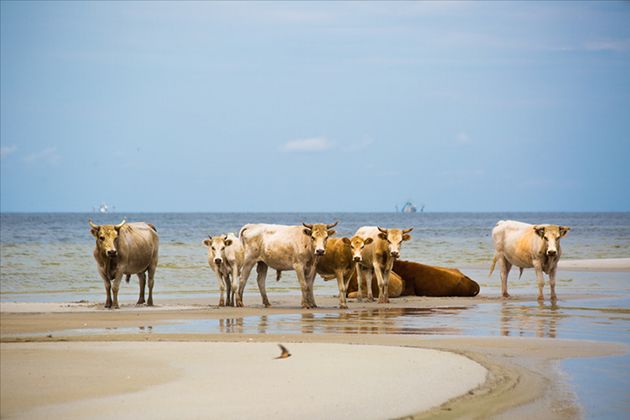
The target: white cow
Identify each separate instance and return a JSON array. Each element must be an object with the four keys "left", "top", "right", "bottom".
[
  {"left": 236, "top": 222, "right": 337, "bottom": 309},
  {"left": 203, "top": 233, "right": 243, "bottom": 307},
  {"left": 490, "top": 220, "right": 570, "bottom": 301},
  {"left": 354, "top": 226, "right": 413, "bottom": 304}
]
